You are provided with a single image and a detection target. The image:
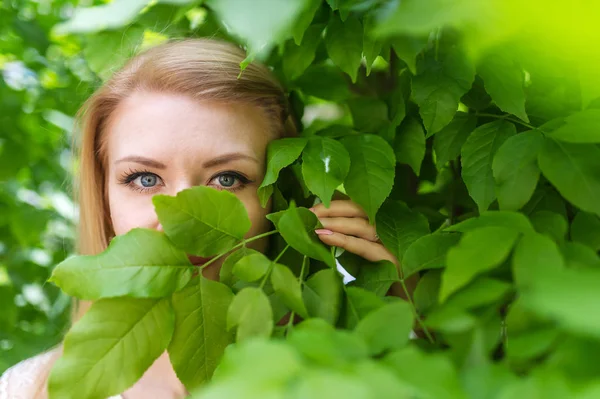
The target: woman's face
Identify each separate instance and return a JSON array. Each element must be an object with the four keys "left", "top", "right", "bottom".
[{"left": 105, "top": 91, "right": 275, "bottom": 279}]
